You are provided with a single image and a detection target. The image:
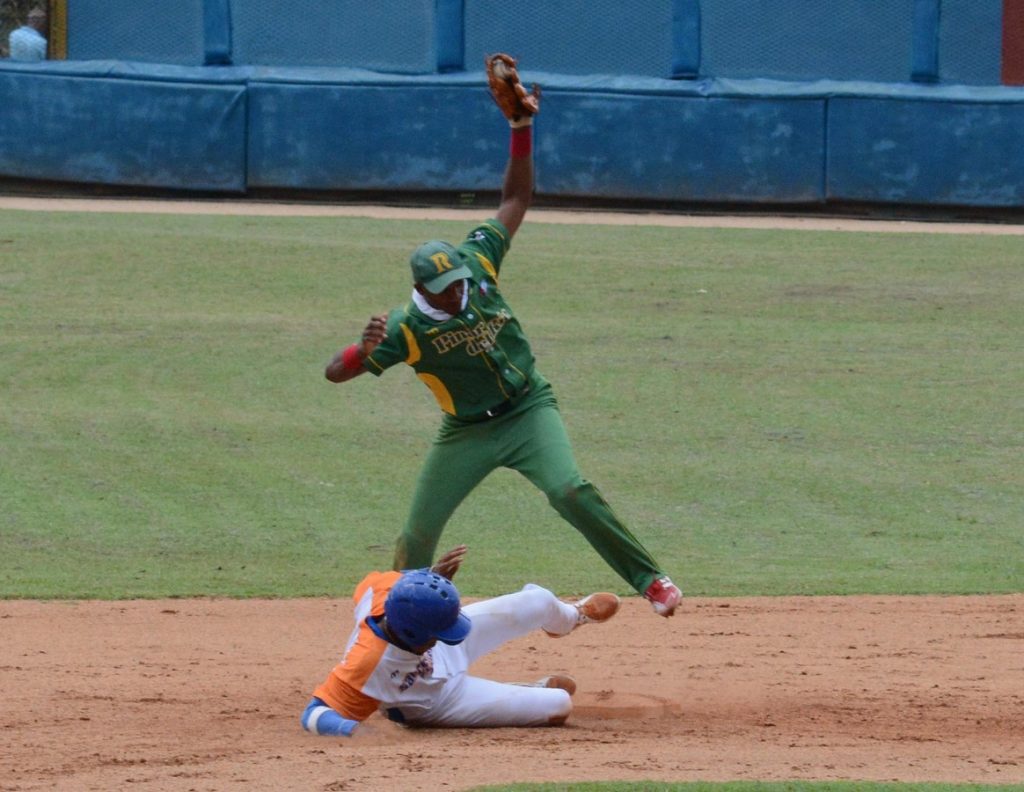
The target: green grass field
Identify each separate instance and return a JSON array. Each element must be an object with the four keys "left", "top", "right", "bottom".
[{"left": 1, "top": 208, "right": 1021, "bottom": 599}]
